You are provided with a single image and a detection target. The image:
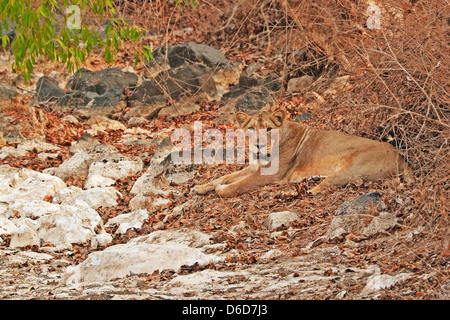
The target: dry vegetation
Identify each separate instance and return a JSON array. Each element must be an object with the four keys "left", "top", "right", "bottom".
[{"left": 113, "top": 0, "right": 449, "bottom": 294}]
